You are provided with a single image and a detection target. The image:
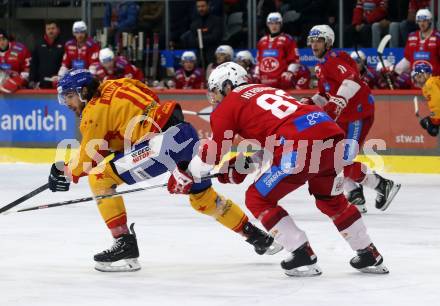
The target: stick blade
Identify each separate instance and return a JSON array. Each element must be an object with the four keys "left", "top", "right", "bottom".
[{"left": 377, "top": 34, "right": 392, "bottom": 54}]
